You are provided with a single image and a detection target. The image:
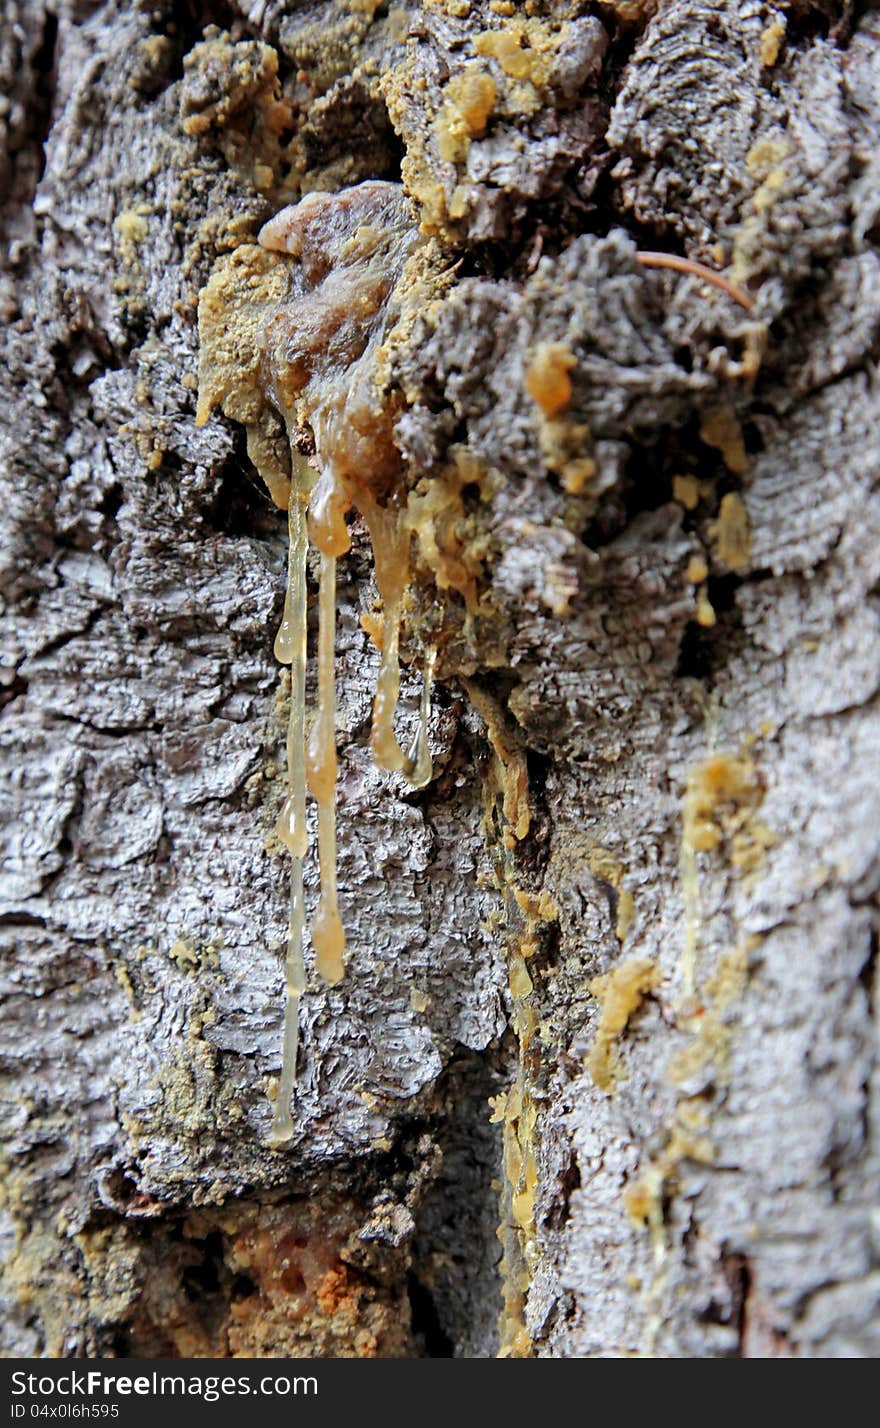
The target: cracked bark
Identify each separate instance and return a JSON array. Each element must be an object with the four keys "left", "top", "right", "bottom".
[{"left": 2, "top": 0, "right": 879, "bottom": 1358}]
